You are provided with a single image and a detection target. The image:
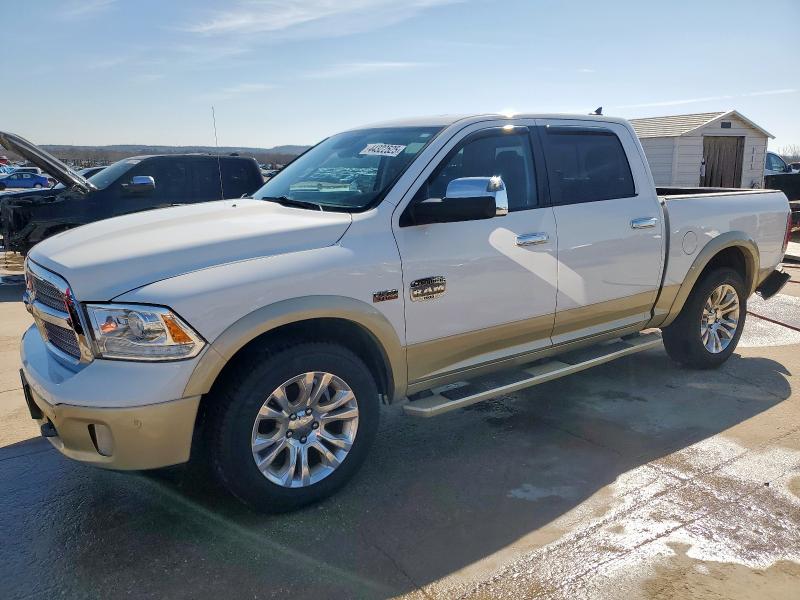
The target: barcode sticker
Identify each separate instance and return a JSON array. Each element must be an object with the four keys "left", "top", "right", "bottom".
[{"left": 359, "top": 143, "right": 406, "bottom": 157}]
